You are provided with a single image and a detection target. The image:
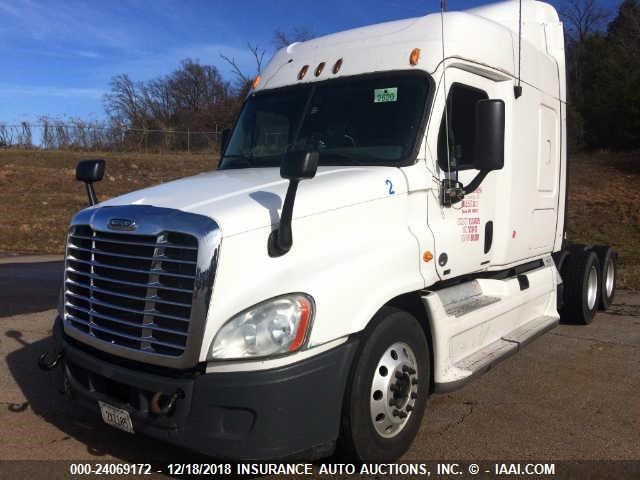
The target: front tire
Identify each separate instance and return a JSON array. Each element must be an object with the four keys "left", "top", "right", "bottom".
[{"left": 339, "top": 307, "right": 430, "bottom": 462}]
